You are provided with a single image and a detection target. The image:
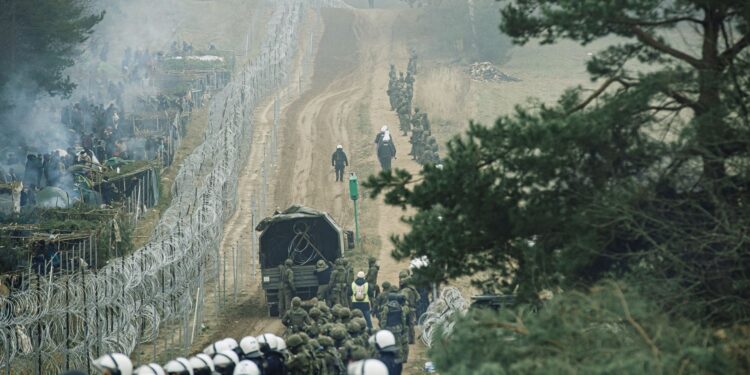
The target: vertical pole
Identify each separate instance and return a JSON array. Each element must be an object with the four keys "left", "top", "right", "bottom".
[{"left": 353, "top": 199, "right": 360, "bottom": 244}]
